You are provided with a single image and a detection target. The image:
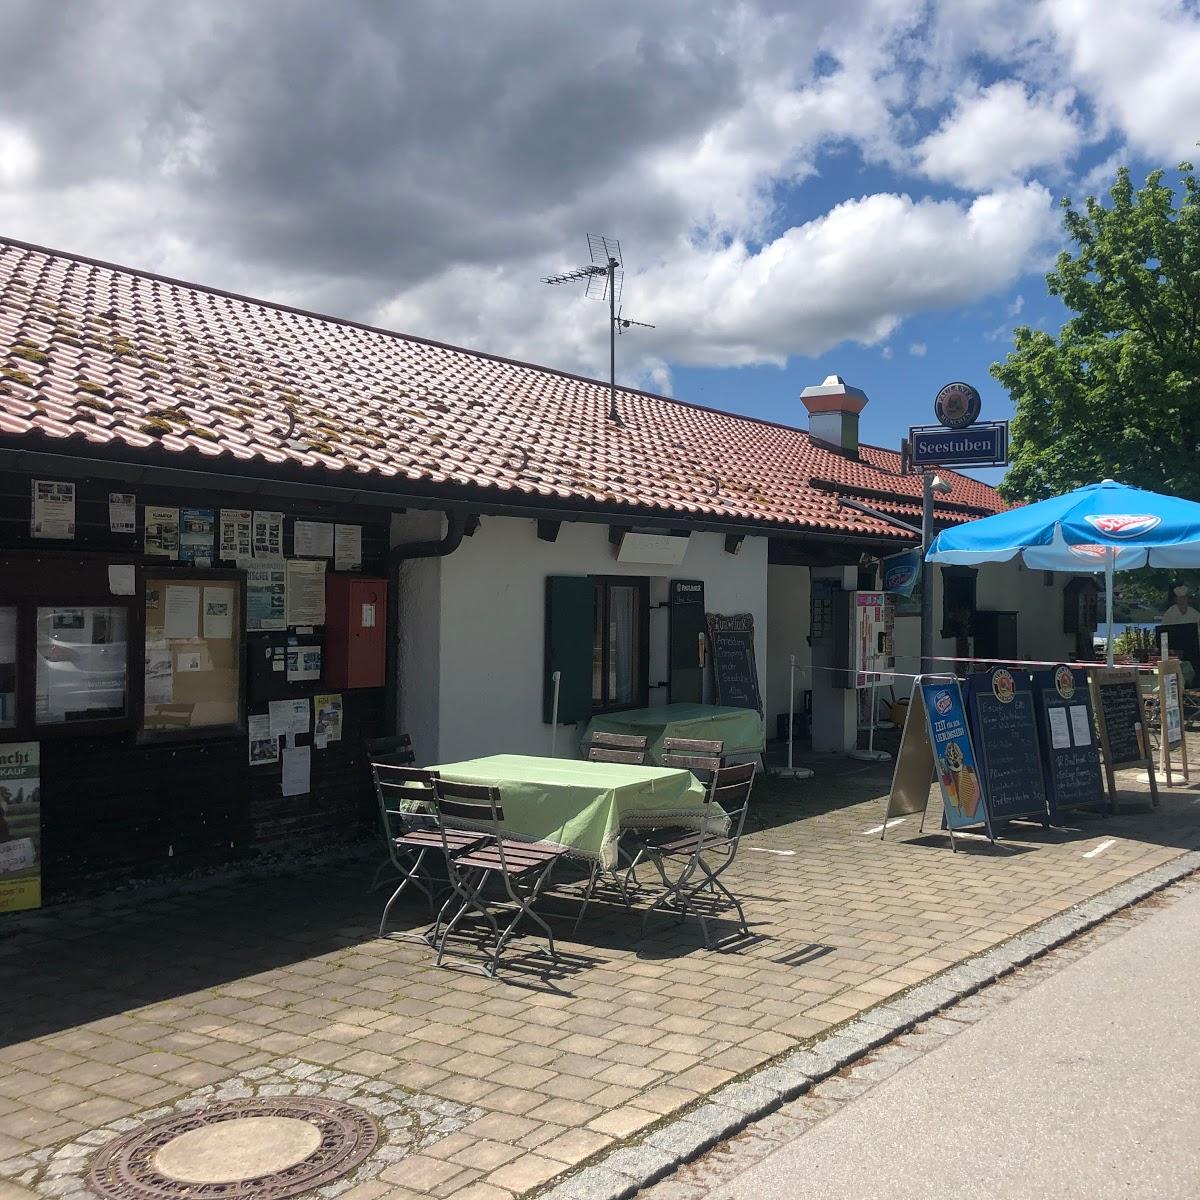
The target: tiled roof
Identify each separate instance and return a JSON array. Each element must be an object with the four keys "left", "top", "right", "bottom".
[{"left": 0, "top": 238, "right": 1004, "bottom": 542}]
